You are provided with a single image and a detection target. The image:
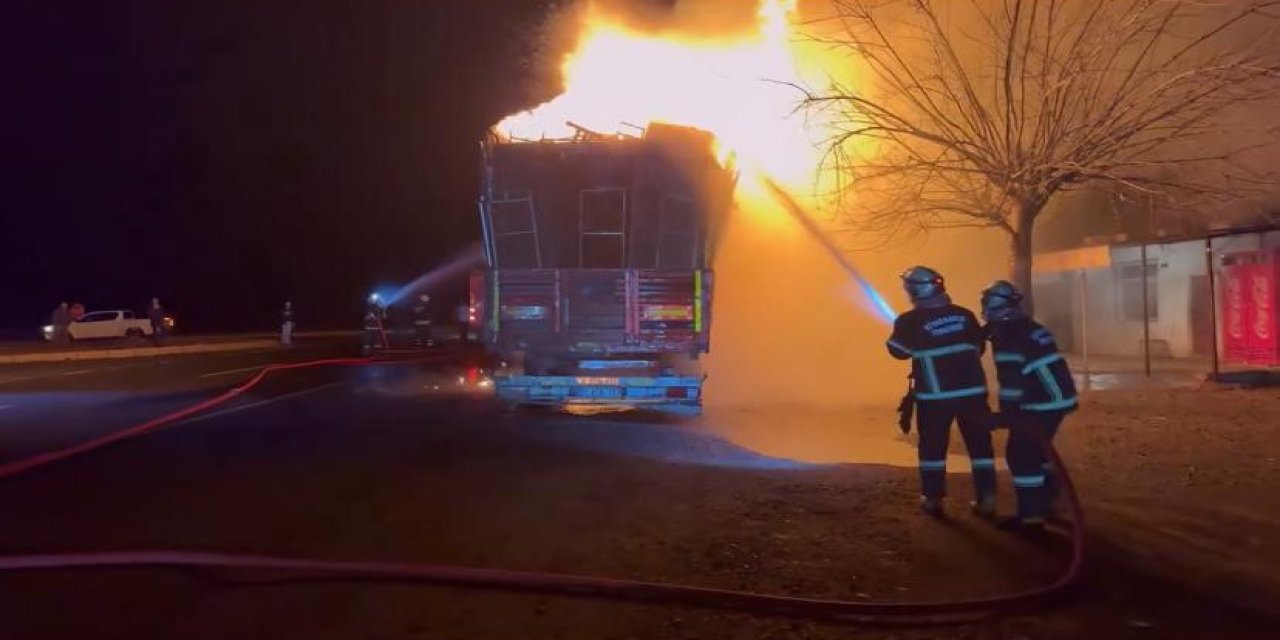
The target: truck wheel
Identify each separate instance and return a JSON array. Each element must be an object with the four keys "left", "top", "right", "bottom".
[{"left": 125, "top": 328, "right": 145, "bottom": 341}]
